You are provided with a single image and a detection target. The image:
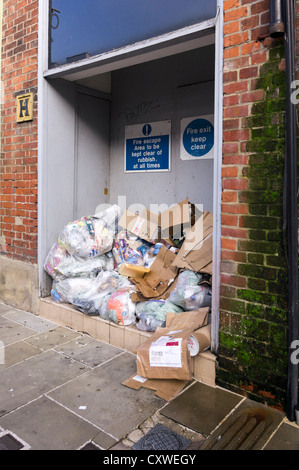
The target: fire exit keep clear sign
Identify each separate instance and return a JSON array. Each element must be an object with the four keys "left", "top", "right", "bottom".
[{"left": 125, "top": 120, "right": 171, "bottom": 172}]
